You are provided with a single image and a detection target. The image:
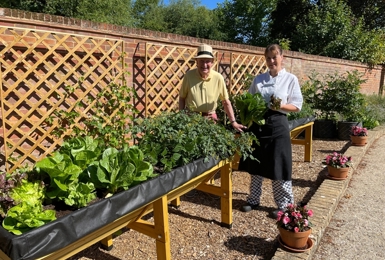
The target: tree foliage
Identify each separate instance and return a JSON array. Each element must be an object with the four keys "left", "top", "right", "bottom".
[
  {"left": 2, "top": 0, "right": 385, "bottom": 66},
  {"left": 292, "top": 0, "right": 385, "bottom": 66},
  {"left": 215, "top": 0, "right": 277, "bottom": 46},
  {"left": 0, "top": 0, "right": 134, "bottom": 26},
  {"left": 160, "top": 0, "right": 224, "bottom": 40},
  {"left": 269, "top": 0, "right": 314, "bottom": 49},
  {"left": 346, "top": 0, "right": 385, "bottom": 30}
]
